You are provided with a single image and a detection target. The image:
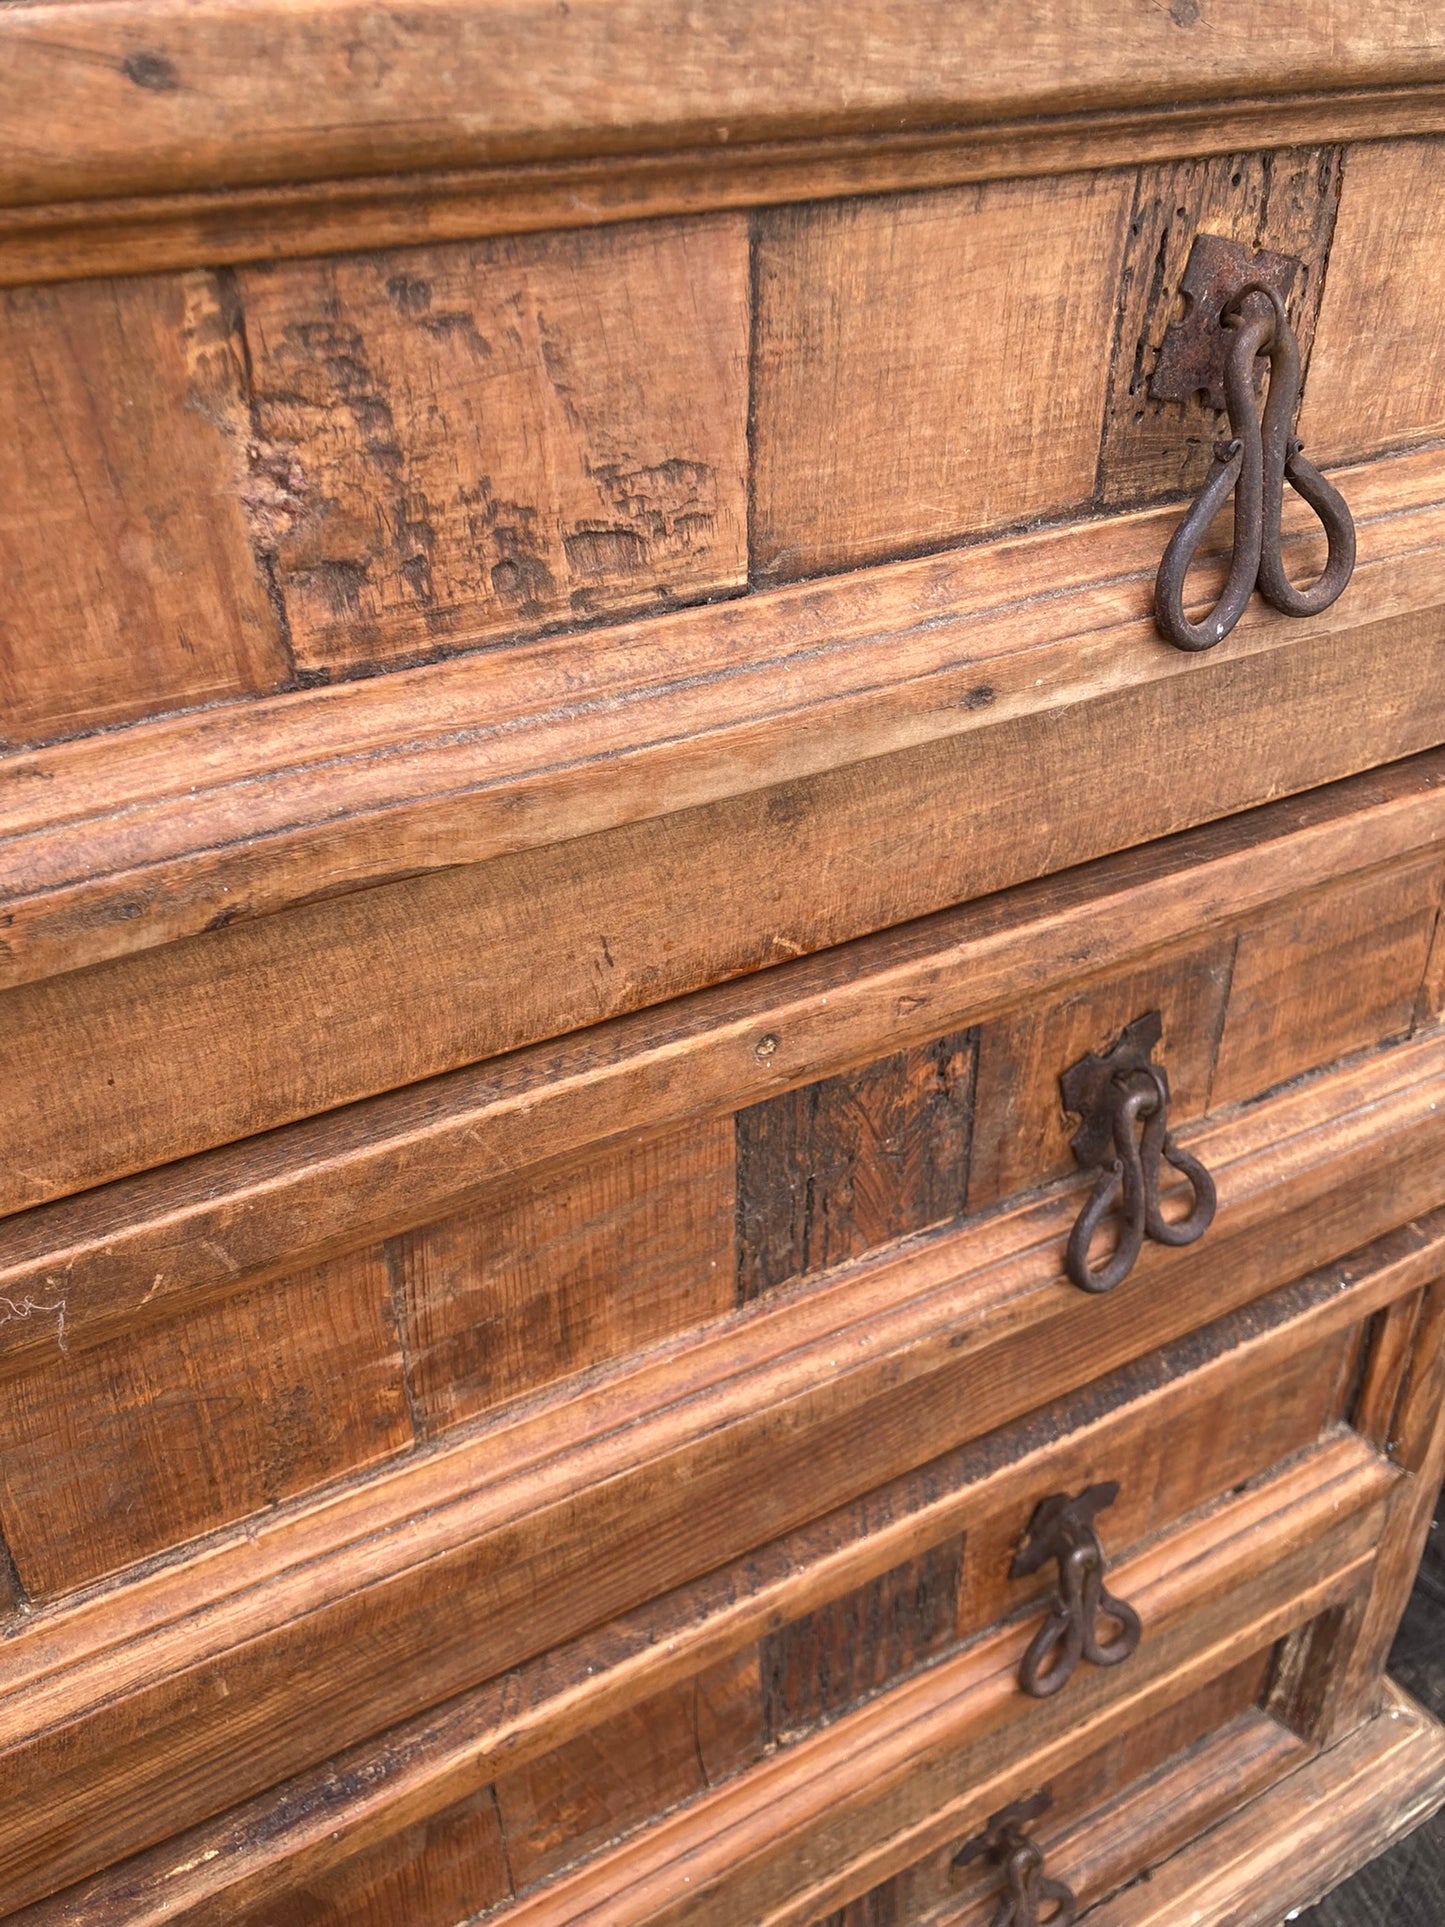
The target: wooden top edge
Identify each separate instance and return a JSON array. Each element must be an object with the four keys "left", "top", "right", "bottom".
[
  {"left": 2, "top": 88, "right": 1445, "bottom": 288},
  {"left": 1, "top": 443, "right": 1443, "bottom": 994},
  {"left": 2, "top": 1, "right": 1445, "bottom": 212}
]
